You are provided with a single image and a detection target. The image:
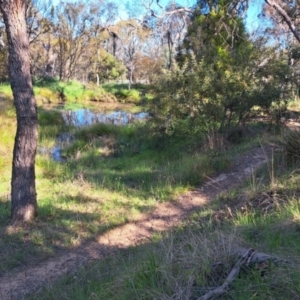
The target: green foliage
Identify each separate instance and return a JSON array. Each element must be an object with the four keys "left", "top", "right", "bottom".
[
  {"left": 89, "top": 49, "right": 126, "bottom": 83},
  {"left": 1, "top": 77, "right": 150, "bottom": 118},
  {"left": 152, "top": 7, "right": 289, "bottom": 137},
  {"left": 76, "top": 123, "right": 120, "bottom": 141},
  {"left": 61, "top": 80, "right": 87, "bottom": 101},
  {"left": 116, "top": 89, "right": 141, "bottom": 103},
  {"left": 38, "top": 110, "right": 64, "bottom": 127},
  {"left": 0, "top": 101, "right": 15, "bottom": 177},
  {"left": 33, "top": 78, "right": 118, "bottom": 103},
  {"left": 0, "top": 82, "right": 12, "bottom": 98},
  {"left": 103, "top": 83, "right": 153, "bottom": 104}
]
